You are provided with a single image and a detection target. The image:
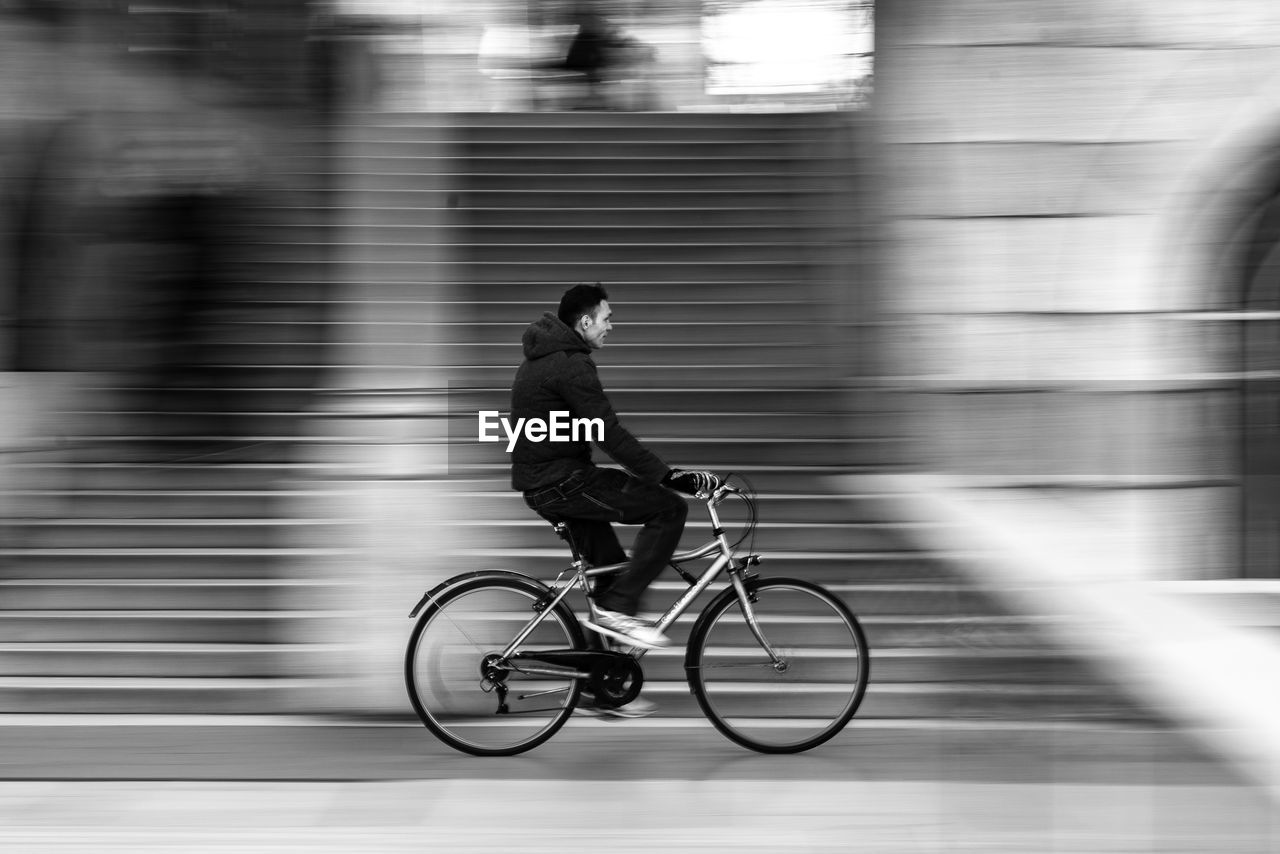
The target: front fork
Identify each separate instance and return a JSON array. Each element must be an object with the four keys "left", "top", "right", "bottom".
[{"left": 728, "top": 557, "right": 787, "bottom": 672}]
